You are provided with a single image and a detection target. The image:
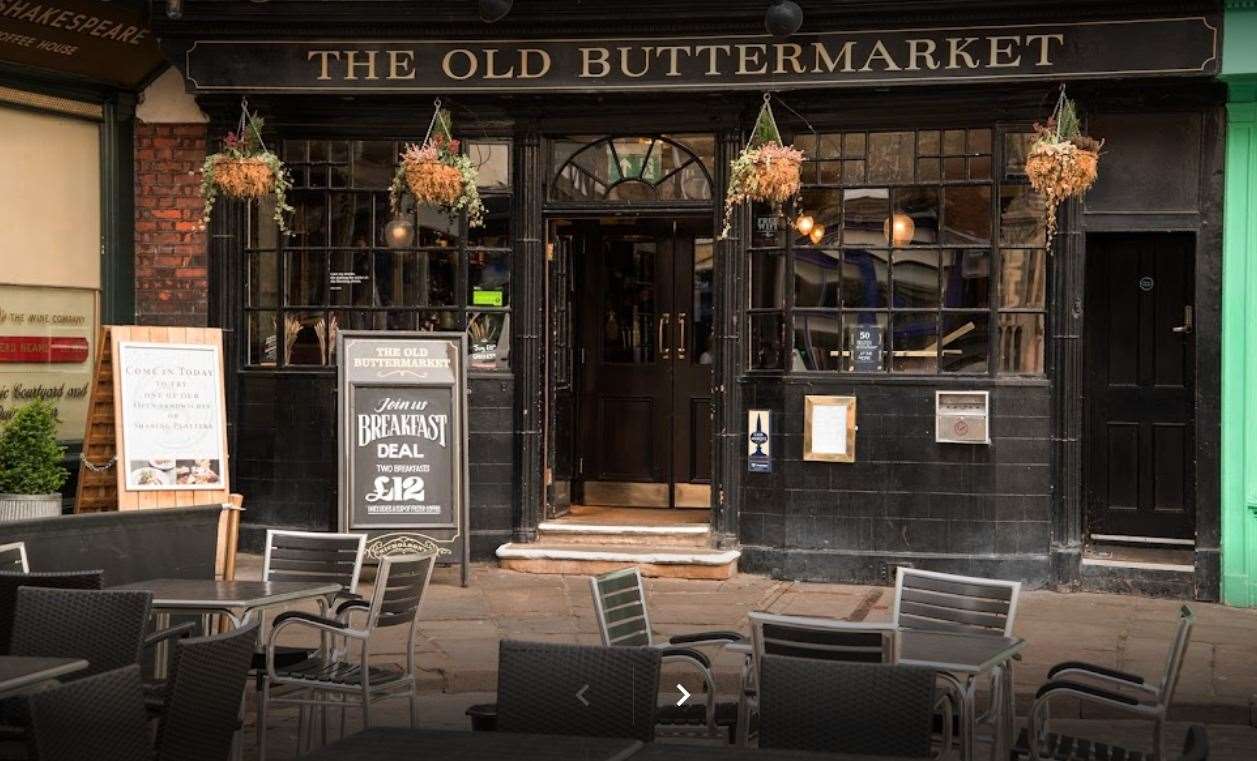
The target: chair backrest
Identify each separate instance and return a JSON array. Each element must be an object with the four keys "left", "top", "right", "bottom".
[
  {"left": 749, "top": 611, "right": 896, "bottom": 665},
  {"left": 496, "top": 639, "right": 661, "bottom": 742},
  {"left": 759, "top": 655, "right": 938, "bottom": 757},
  {"left": 0, "top": 570, "right": 104, "bottom": 655},
  {"left": 27, "top": 664, "right": 154, "bottom": 761},
  {"left": 262, "top": 529, "right": 366, "bottom": 594},
  {"left": 893, "top": 567, "right": 1021, "bottom": 637},
  {"left": 363, "top": 552, "right": 437, "bottom": 634},
  {"left": 590, "top": 567, "right": 653, "bottom": 647},
  {"left": 155, "top": 619, "right": 260, "bottom": 761},
  {"left": 1157, "top": 605, "right": 1195, "bottom": 707},
  {"left": 0, "top": 542, "right": 27, "bottom": 573},
  {"left": 10, "top": 587, "right": 152, "bottom": 679}
]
